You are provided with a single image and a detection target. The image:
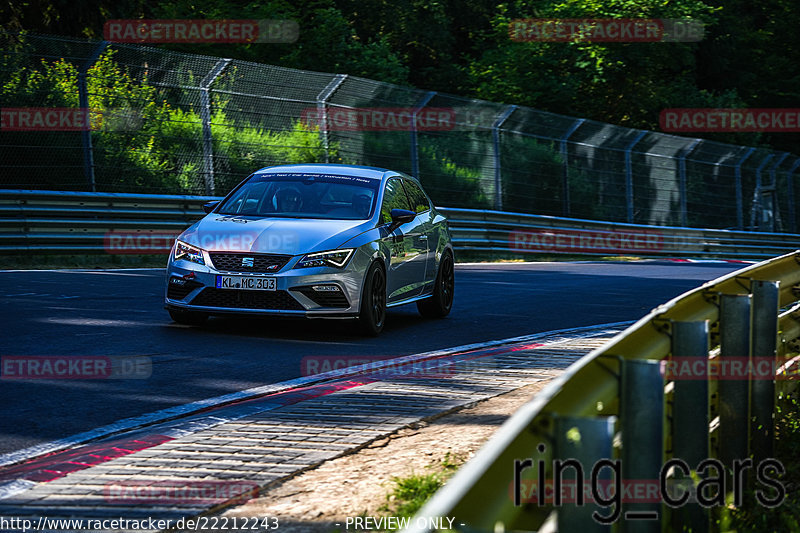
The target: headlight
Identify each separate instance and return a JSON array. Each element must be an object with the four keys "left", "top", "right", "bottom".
[
  {"left": 173, "top": 240, "right": 205, "bottom": 265},
  {"left": 296, "top": 249, "right": 354, "bottom": 269}
]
